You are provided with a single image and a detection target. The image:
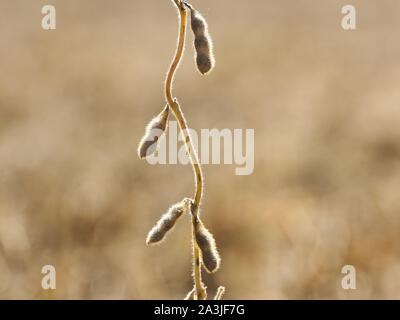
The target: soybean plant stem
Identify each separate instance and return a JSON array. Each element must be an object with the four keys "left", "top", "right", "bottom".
[{"left": 165, "top": 0, "right": 204, "bottom": 299}]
